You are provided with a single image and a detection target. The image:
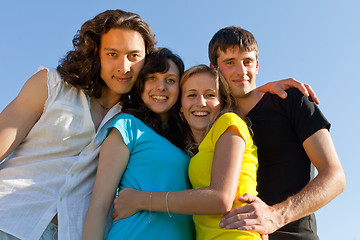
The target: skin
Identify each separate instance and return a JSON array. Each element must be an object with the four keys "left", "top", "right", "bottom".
[
  {"left": 141, "top": 60, "right": 180, "bottom": 123},
  {"left": 0, "top": 27, "right": 147, "bottom": 228},
  {"left": 180, "top": 72, "right": 220, "bottom": 143},
  {"left": 82, "top": 61, "right": 181, "bottom": 240},
  {"left": 215, "top": 46, "right": 346, "bottom": 235},
  {"left": 111, "top": 72, "right": 246, "bottom": 220},
  {"left": 210, "top": 46, "right": 320, "bottom": 105},
  {"left": 98, "top": 28, "right": 146, "bottom": 109}
]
